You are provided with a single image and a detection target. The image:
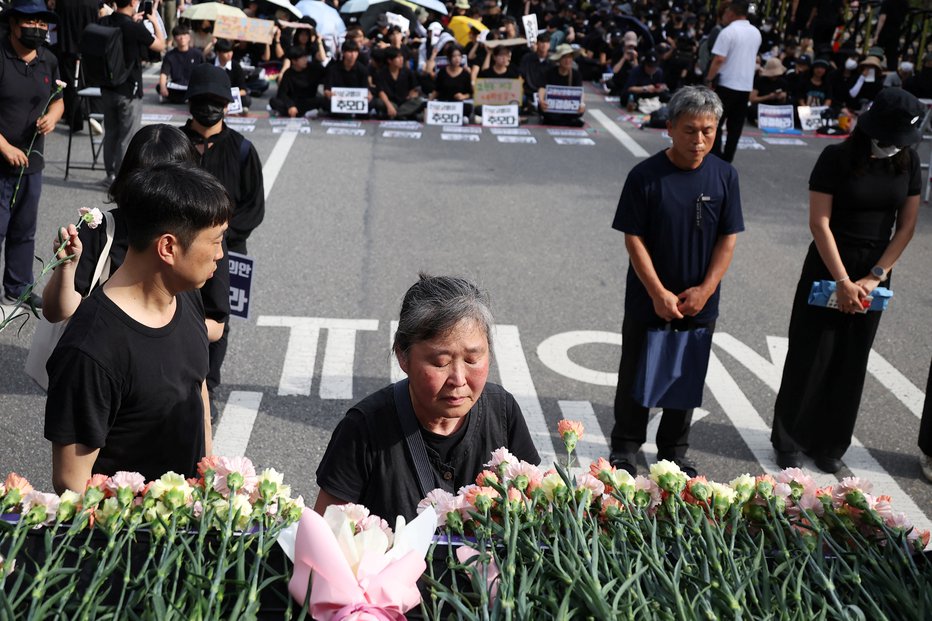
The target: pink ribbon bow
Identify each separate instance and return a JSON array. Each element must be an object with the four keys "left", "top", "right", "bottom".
[{"left": 289, "top": 509, "right": 427, "bottom": 621}]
